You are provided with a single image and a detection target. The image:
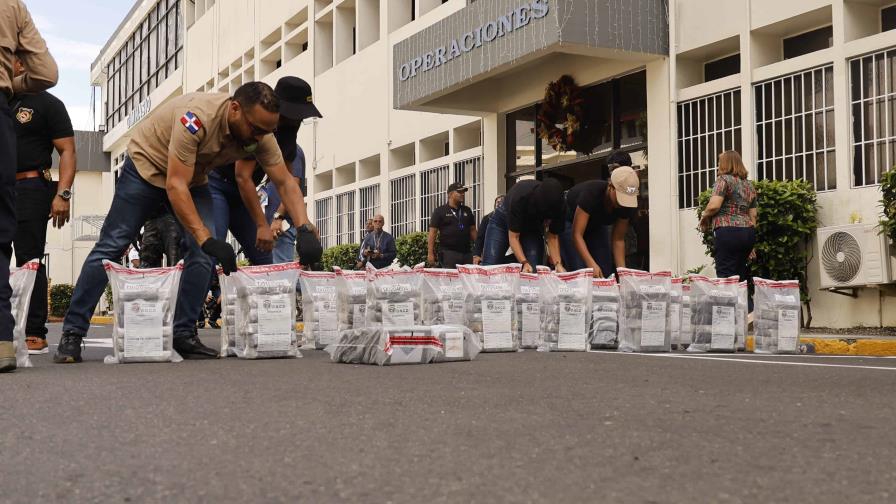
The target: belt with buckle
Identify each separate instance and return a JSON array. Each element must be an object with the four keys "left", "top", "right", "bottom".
[{"left": 15, "top": 169, "right": 52, "bottom": 182}]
